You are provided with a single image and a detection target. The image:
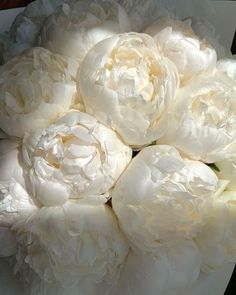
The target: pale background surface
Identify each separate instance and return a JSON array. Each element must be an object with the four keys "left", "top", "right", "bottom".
[{"left": 0, "top": 1, "right": 235, "bottom": 295}]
